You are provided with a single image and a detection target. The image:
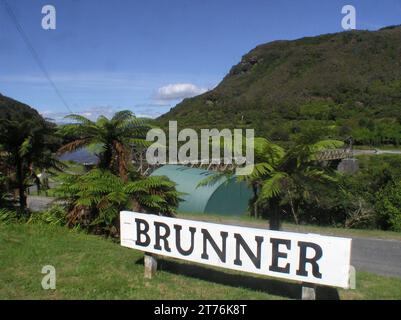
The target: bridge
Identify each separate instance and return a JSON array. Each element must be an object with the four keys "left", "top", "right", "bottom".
[
  {"left": 132, "top": 147, "right": 354, "bottom": 176},
  {"left": 315, "top": 148, "right": 353, "bottom": 161}
]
